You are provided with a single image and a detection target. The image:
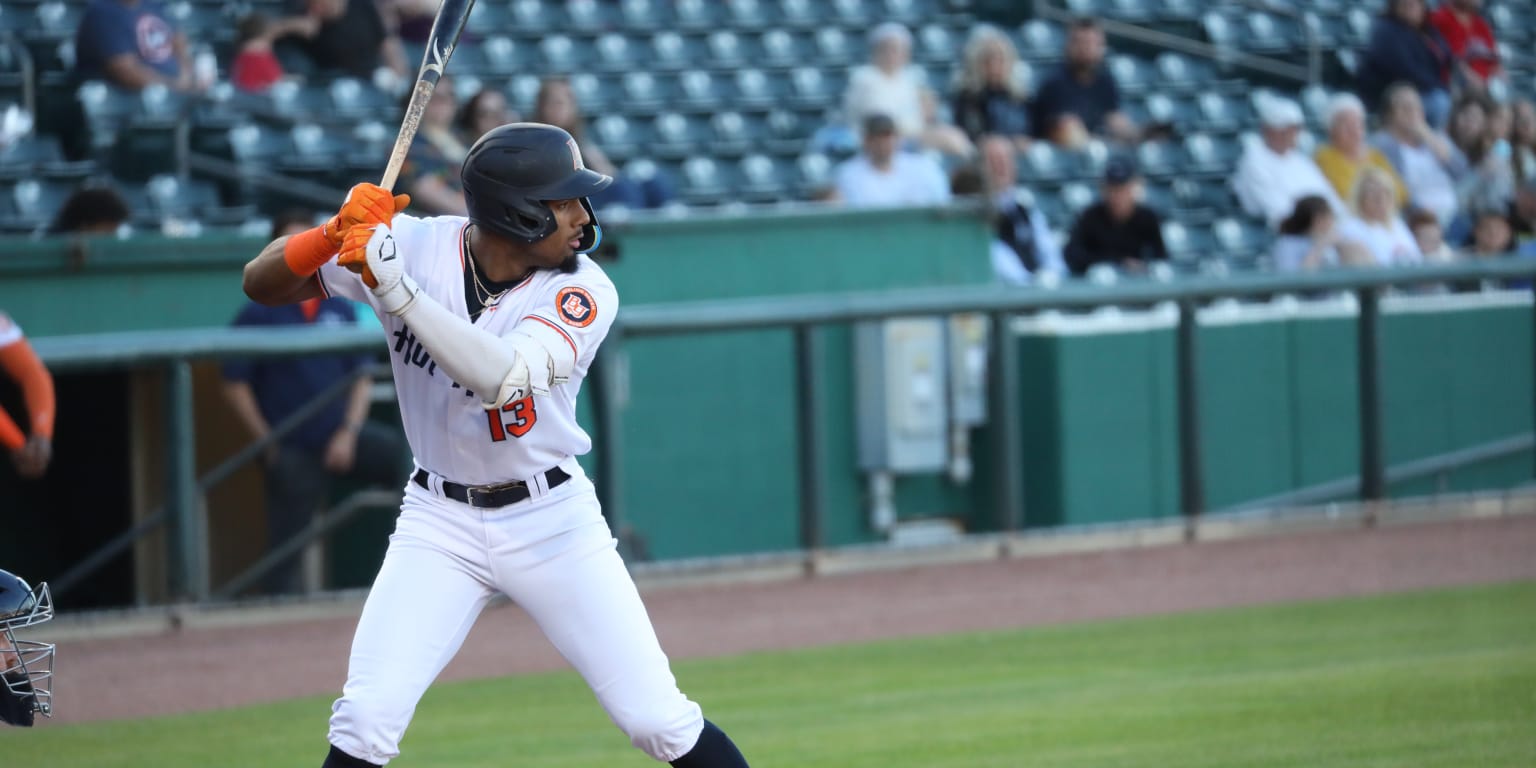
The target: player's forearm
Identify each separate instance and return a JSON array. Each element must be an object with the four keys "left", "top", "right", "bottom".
[
  {"left": 0, "top": 340, "right": 54, "bottom": 439},
  {"left": 393, "top": 294, "right": 520, "bottom": 405},
  {"left": 341, "top": 374, "right": 373, "bottom": 432},
  {"left": 244, "top": 236, "right": 324, "bottom": 306}
]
